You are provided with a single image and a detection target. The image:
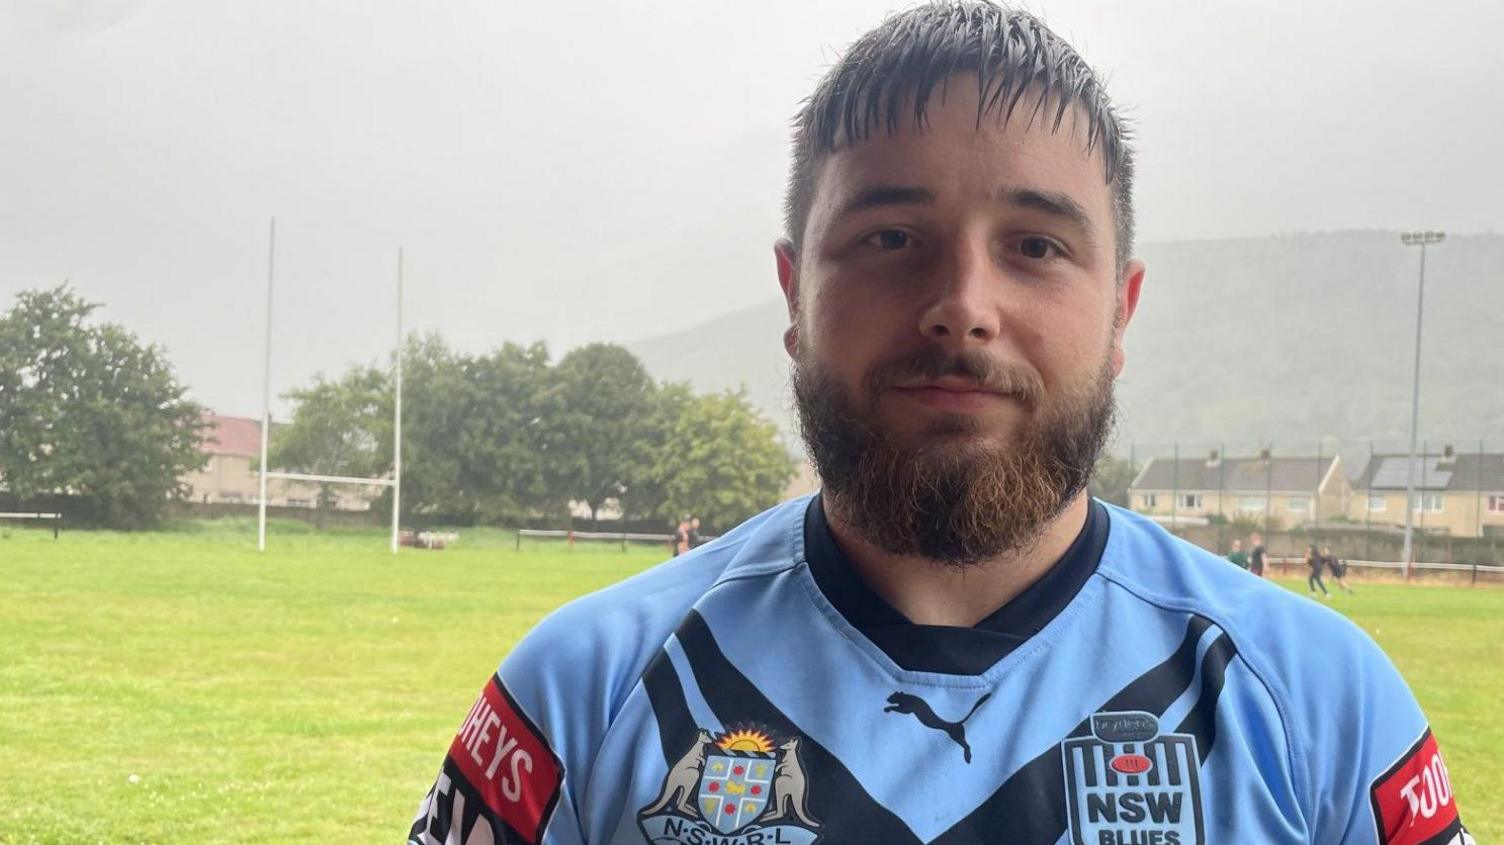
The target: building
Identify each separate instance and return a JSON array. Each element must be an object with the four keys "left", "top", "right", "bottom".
[
  {"left": 1128, "top": 450, "right": 1351, "bottom": 528},
  {"left": 1349, "top": 447, "right": 1504, "bottom": 539},
  {"left": 182, "top": 413, "right": 377, "bottom": 510}
]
